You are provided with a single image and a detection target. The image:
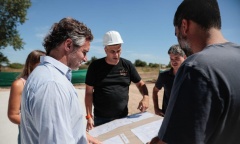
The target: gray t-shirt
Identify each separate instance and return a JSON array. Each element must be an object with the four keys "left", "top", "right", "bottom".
[{"left": 158, "top": 42, "right": 240, "bottom": 144}]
